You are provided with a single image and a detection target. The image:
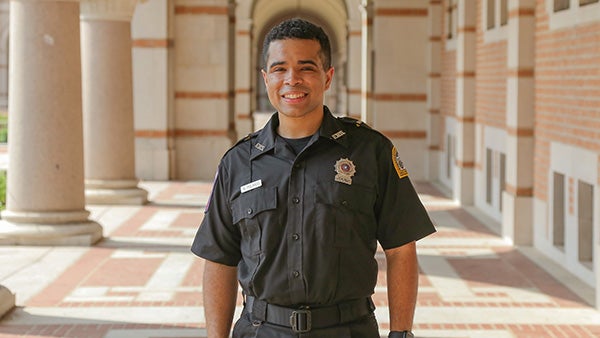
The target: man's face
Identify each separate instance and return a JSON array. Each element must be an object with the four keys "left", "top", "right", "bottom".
[{"left": 261, "top": 39, "right": 334, "bottom": 120}]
